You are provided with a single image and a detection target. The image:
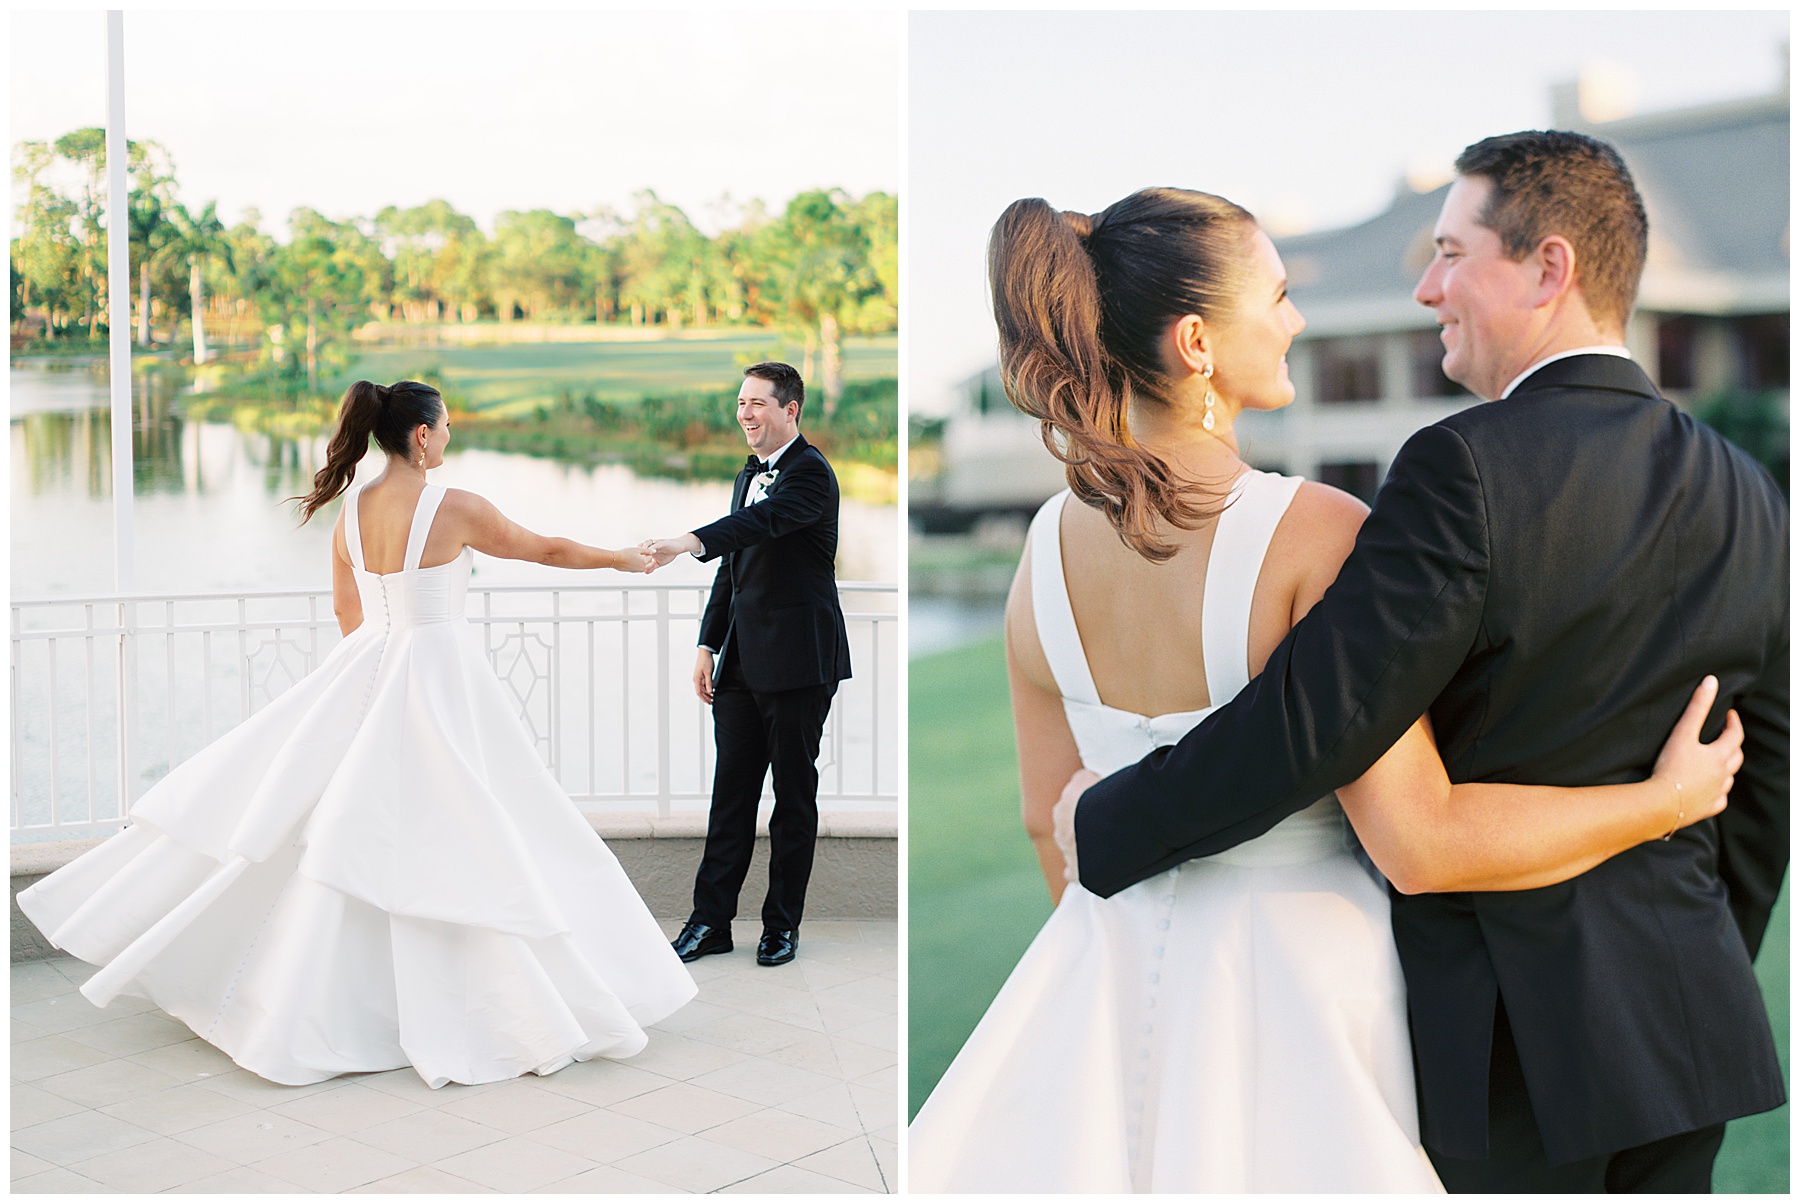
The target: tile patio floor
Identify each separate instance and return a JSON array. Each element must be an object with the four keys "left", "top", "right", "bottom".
[{"left": 11, "top": 919, "right": 897, "bottom": 1194}]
